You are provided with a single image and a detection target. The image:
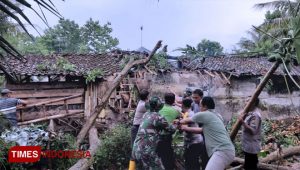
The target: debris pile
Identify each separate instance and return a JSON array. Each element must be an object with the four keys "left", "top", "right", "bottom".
[{"left": 0, "top": 125, "right": 49, "bottom": 146}]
